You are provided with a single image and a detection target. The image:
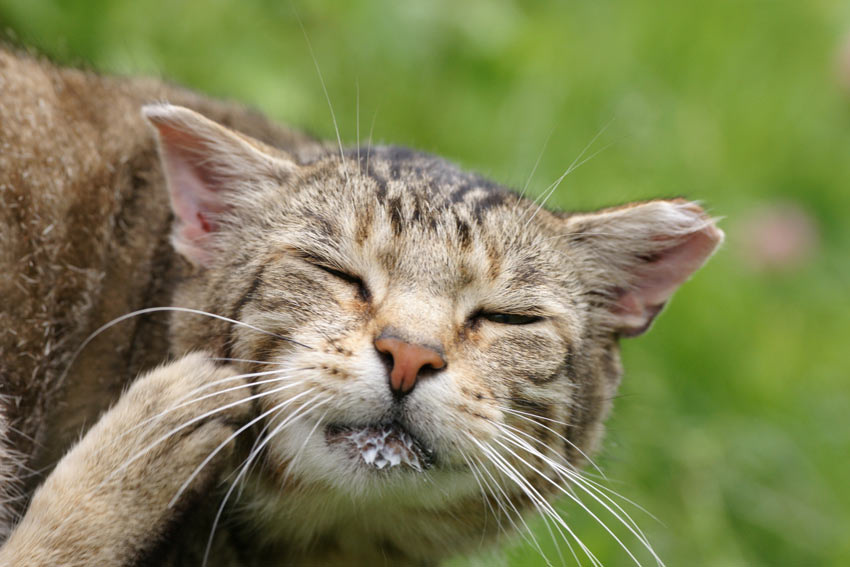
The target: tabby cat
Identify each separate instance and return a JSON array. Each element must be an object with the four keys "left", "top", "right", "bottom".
[{"left": 0, "top": 47, "right": 723, "bottom": 566}]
